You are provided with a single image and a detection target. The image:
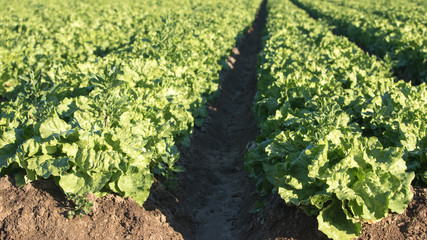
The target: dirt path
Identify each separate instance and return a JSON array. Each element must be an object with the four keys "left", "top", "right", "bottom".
[{"left": 173, "top": 1, "right": 267, "bottom": 239}]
